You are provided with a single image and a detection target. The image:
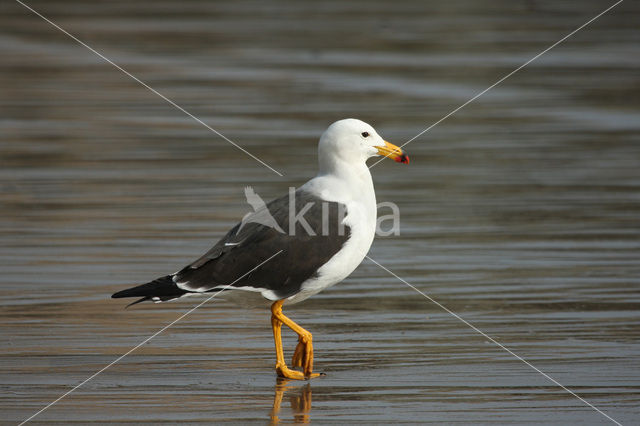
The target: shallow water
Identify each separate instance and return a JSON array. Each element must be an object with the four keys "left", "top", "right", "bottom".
[{"left": 1, "top": 0, "right": 640, "bottom": 424}]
